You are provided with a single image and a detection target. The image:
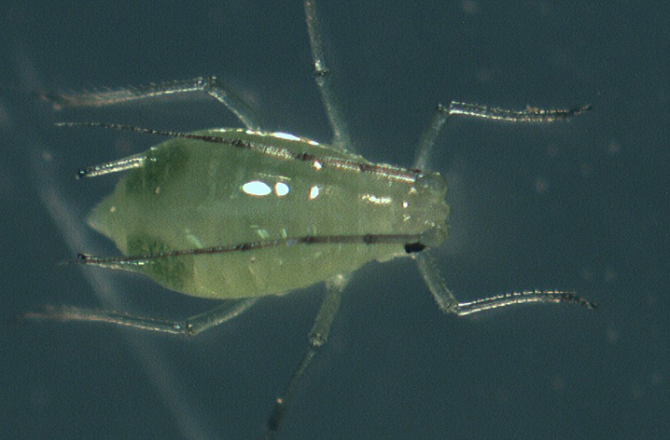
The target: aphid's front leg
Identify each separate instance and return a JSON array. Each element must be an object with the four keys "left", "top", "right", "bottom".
[
  {"left": 24, "top": 298, "right": 259, "bottom": 336},
  {"left": 264, "top": 273, "right": 349, "bottom": 435},
  {"left": 414, "top": 251, "right": 596, "bottom": 316},
  {"left": 304, "top": 0, "right": 354, "bottom": 154},
  {"left": 40, "top": 76, "right": 261, "bottom": 130},
  {"left": 413, "top": 101, "right": 591, "bottom": 170}
]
